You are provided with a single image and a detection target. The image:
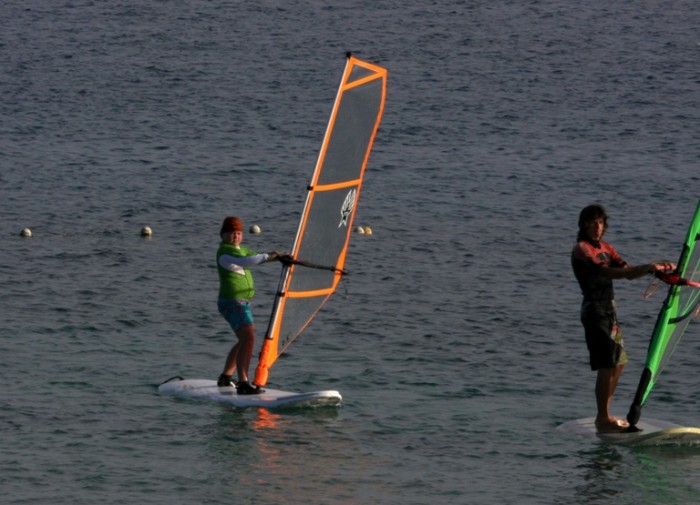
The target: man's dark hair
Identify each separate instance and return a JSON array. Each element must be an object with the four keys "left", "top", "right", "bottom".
[{"left": 577, "top": 204, "right": 608, "bottom": 241}]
